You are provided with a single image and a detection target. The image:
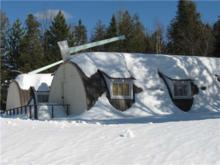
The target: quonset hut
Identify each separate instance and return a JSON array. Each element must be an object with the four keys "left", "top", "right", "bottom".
[
  {"left": 6, "top": 74, "right": 53, "bottom": 110},
  {"left": 48, "top": 52, "right": 220, "bottom": 116},
  {"left": 49, "top": 52, "right": 142, "bottom": 115}
]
